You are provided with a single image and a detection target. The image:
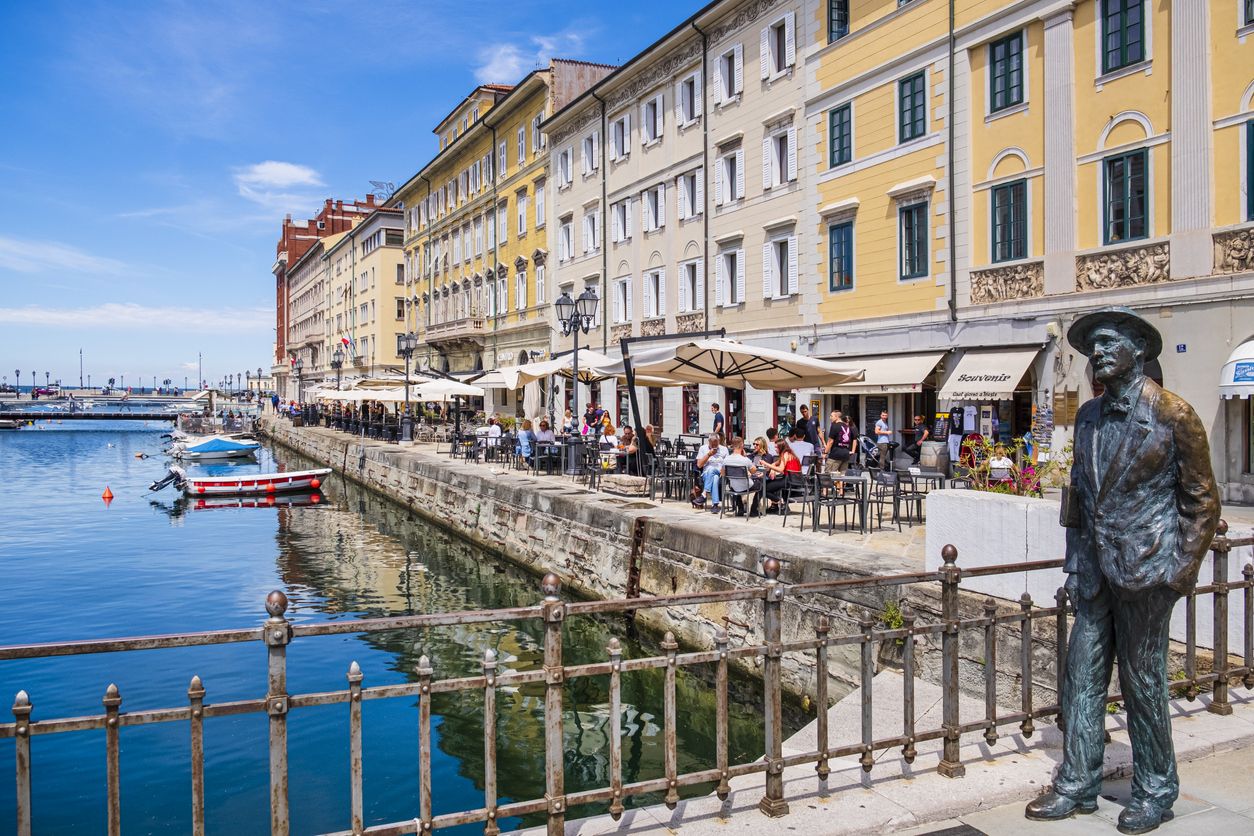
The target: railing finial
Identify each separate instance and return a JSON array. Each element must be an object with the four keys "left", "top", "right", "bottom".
[
  {"left": 13, "top": 689, "right": 30, "bottom": 708},
  {"left": 762, "top": 556, "right": 781, "bottom": 580},
  {"left": 941, "top": 544, "right": 958, "bottom": 565},
  {"left": 540, "top": 572, "right": 561, "bottom": 601},
  {"left": 1217, "top": 518, "right": 1229, "bottom": 537},
  {"left": 265, "top": 590, "right": 289, "bottom": 618}
]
